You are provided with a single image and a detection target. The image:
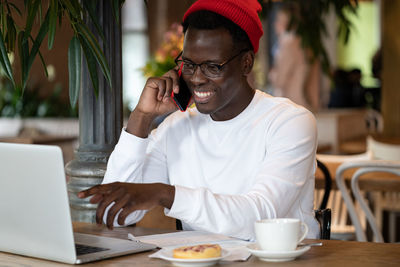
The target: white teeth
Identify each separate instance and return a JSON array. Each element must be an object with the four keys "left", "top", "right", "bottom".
[{"left": 194, "top": 91, "right": 212, "bottom": 98}]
